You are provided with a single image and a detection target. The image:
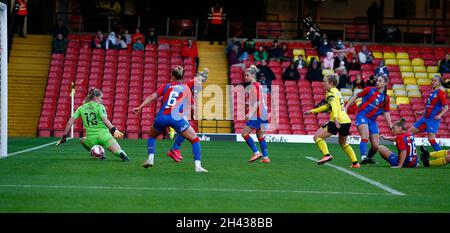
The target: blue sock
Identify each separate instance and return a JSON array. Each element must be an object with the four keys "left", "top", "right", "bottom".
[
  {"left": 258, "top": 137, "right": 269, "bottom": 157},
  {"left": 244, "top": 135, "right": 259, "bottom": 153},
  {"left": 147, "top": 138, "right": 156, "bottom": 155},
  {"left": 172, "top": 134, "right": 185, "bottom": 150},
  {"left": 192, "top": 141, "right": 201, "bottom": 161},
  {"left": 360, "top": 138, "right": 368, "bottom": 158},
  {"left": 430, "top": 139, "right": 441, "bottom": 151}
]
